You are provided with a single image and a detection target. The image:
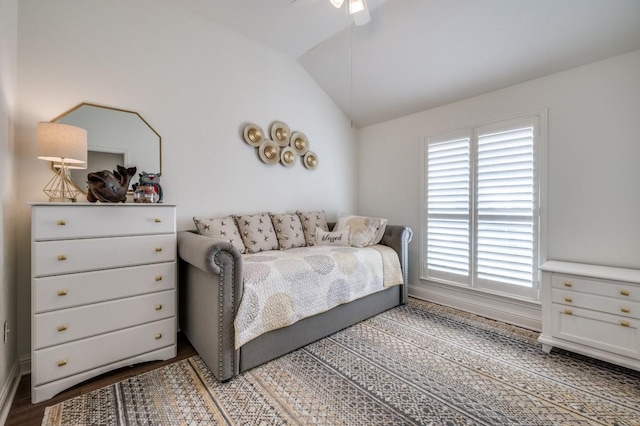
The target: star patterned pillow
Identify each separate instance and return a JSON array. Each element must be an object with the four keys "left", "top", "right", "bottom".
[
  {"left": 235, "top": 212, "right": 279, "bottom": 254},
  {"left": 270, "top": 213, "right": 306, "bottom": 250},
  {"left": 296, "top": 210, "right": 329, "bottom": 246},
  {"left": 193, "top": 216, "right": 246, "bottom": 254}
]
